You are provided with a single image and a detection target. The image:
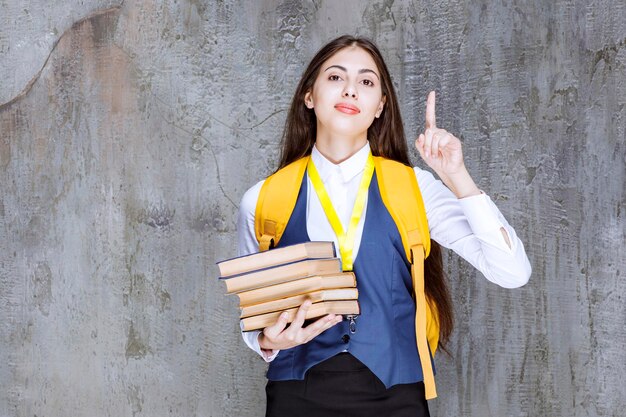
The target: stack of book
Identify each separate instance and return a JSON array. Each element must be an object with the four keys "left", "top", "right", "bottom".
[{"left": 217, "top": 242, "right": 360, "bottom": 331}]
